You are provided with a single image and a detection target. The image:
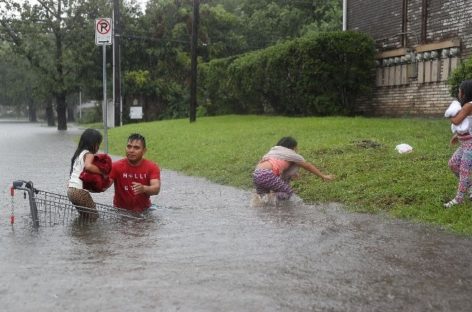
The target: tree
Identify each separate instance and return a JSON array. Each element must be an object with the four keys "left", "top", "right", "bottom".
[
  {"left": 233, "top": 0, "right": 342, "bottom": 50},
  {"left": 0, "top": 43, "right": 43, "bottom": 121},
  {"left": 0, "top": 0, "right": 110, "bottom": 130},
  {"left": 118, "top": 0, "right": 193, "bottom": 120},
  {"left": 199, "top": 4, "right": 247, "bottom": 60}
]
